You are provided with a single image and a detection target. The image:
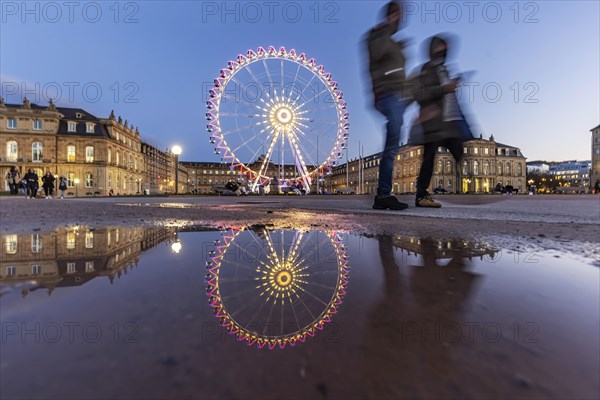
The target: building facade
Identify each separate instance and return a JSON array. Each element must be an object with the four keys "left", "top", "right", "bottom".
[
  {"left": 591, "top": 125, "right": 600, "bottom": 189},
  {"left": 1, "top": 98, "right": 144, "bottom": 196},
  {"left": 325, "top": 135, "right": 527, "bottom": 194},
  {"left": 548, "top": 160, "right": 591, "bottom": 189}
]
